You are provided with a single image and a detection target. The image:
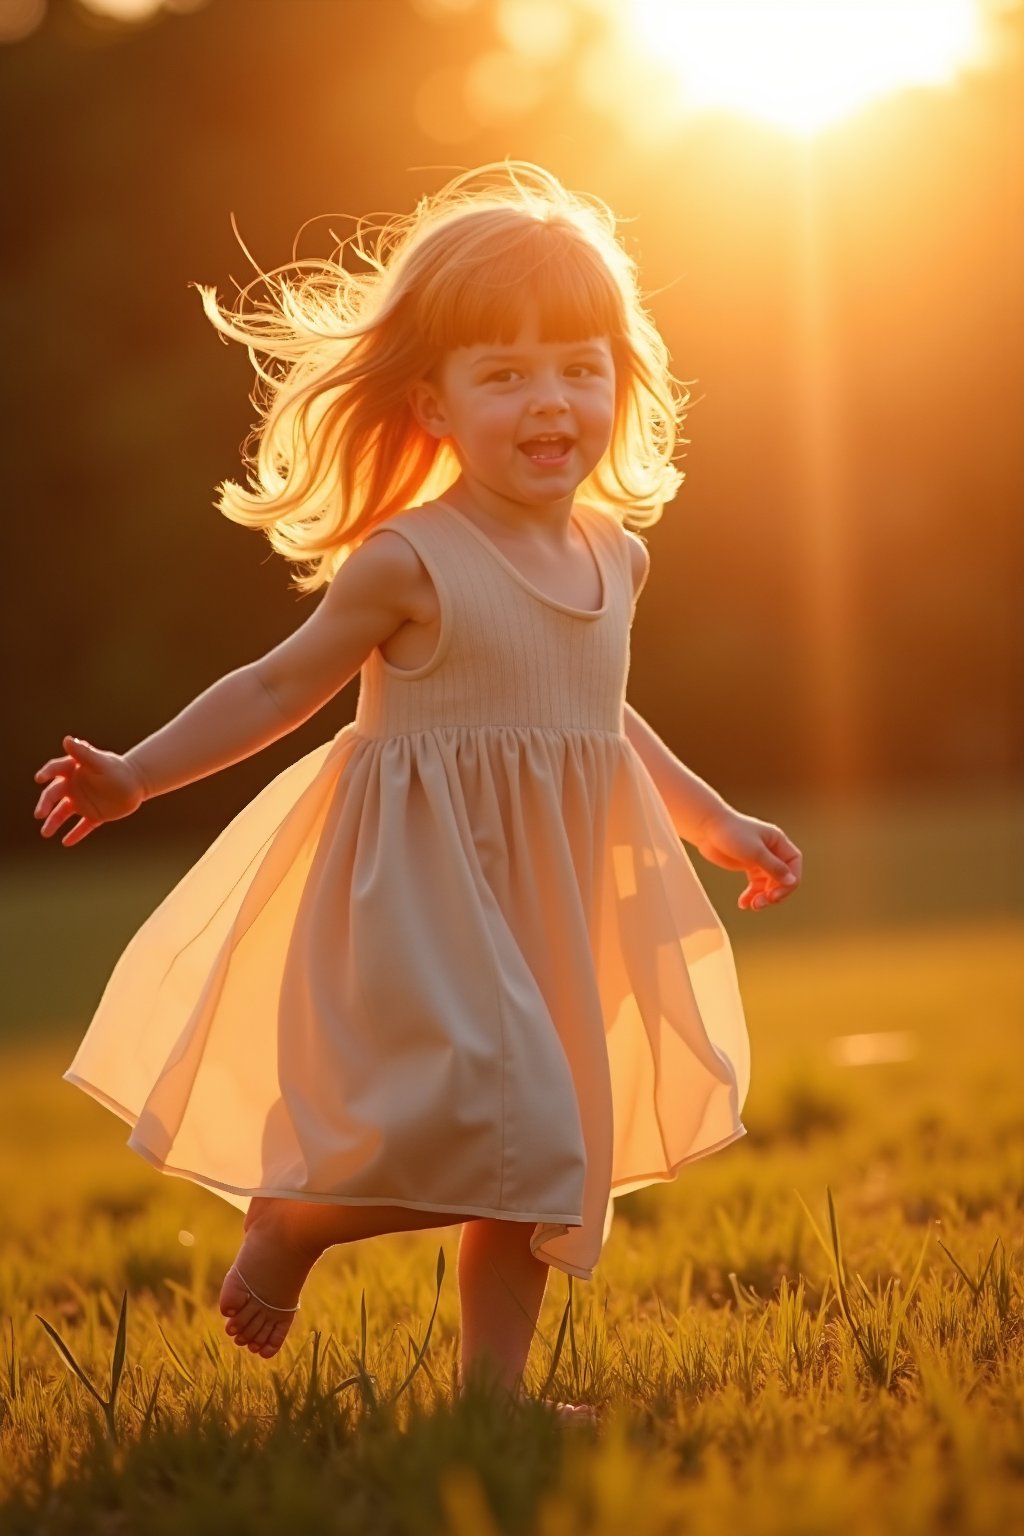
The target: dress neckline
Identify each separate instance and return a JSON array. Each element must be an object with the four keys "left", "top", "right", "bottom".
[{"left": 434, "top": 500, "right": 608, "bottom": 620}]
